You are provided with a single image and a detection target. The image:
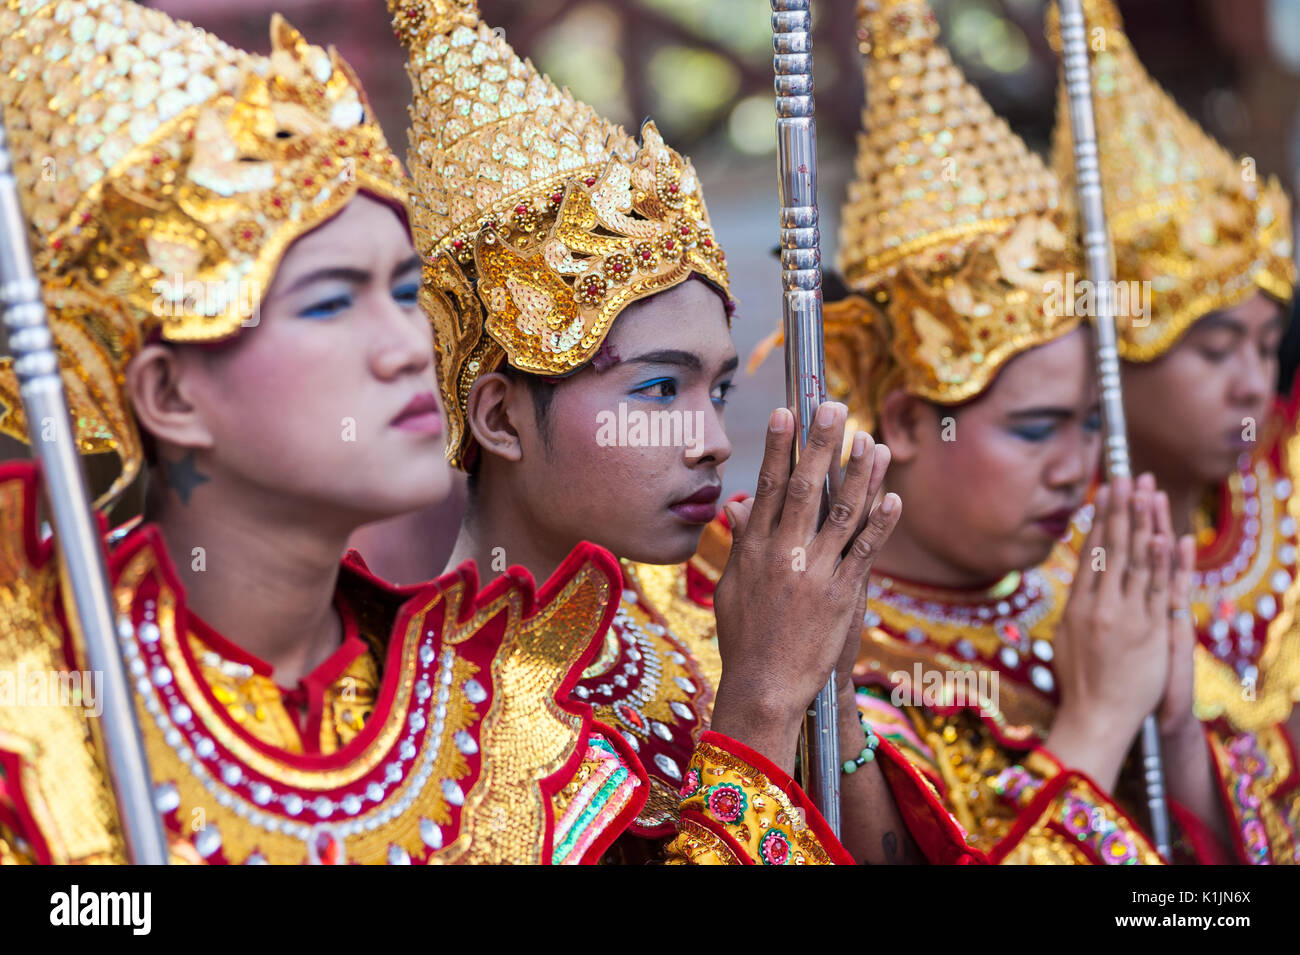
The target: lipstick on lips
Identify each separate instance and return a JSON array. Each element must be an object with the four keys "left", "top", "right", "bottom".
[
  {"left": 1034, "top": 507, "right": 1074, "bottom": 539},
  {"left": 670, "top": 484, "right": 721, "bottom": 524},
  {"left": 391, "top": 391, "right": 443, "bottom": 435}
]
